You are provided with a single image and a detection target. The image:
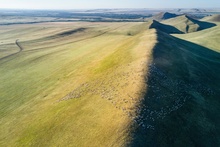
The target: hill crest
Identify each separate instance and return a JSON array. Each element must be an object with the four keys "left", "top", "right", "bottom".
[
  {"left": 202, "top": 14, "right": 220, "bottom": 22},
  {"left": 162, "top": 14, "right": 216, "bottom": 33},
  {"left": 151, "top": 12, "right": 179, "bottom": 21},
  {"left": 147, "top": 20, "right": 183, "bottom": 34}
]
